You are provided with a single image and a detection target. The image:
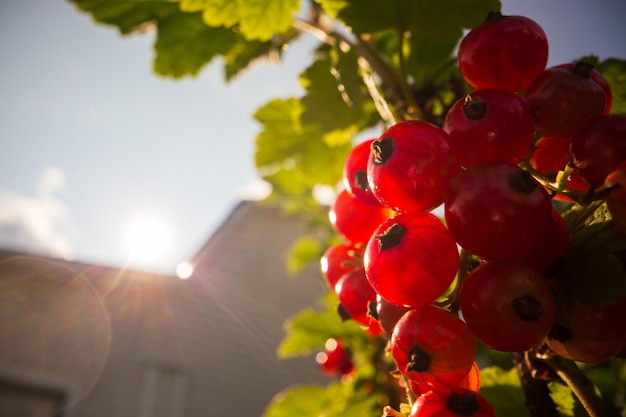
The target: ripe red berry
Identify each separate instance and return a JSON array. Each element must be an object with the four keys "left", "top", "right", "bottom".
[
  {"left": 329, "top": 188, "right": 393, "bottom": 245},
  {"left": 457, "top": 11, "right": 548, "bottom": 93},
  {"left": 410, "top": 387, "right": 496, "bottom": 417},
  {"left": 374, "top": 294, "right": 411, "bottom": 338},
  {"left": 320, "top": 241, "right": 362, "bottom": 290},
  {"left": 520, "top": 208, "right": 569, "bottom": 275},
  {"left": 570, "top": 114, "right": 626, "bottom": 187},
  {"left": 524, "top": 62, "right": 606, "bottom": 138},
  {"left": 554, "top": 62, "right": 613, "bottom": 115},
  {"left": 546, "top": 297, "right": 626, "bottom": 363},
  {"left": 366, "top": 120, "right": 461, "bottom": 213},
  {"left": 343, "top": 138, "right": 380, "bottom": 205},
  {"left": 364, "top": 212, "right": 460, "bottom": 308},
  {"left": 335, "top": 267, "right": 382, "bottom": 334},
  {"left": 409, "top": 361, "right": 480, "bottom": 397},
  {"left": 391, "top": 305, "right": 476, "bottom": 387},
  {"left": 443, "top": 88, "right": 536, "bottom": 168},
  {"left": 444, "top": 162, "right": 554, "bottom": 261},
  {"left": 316, "top": 338, "right": 354, "bottom": 377},
  {"left": 459, "top": 261, "right": 557, "bottom": 352}
]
